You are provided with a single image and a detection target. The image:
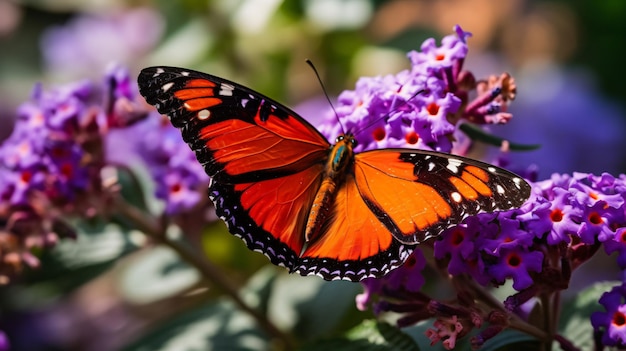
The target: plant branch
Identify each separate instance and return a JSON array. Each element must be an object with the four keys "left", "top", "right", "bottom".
[
  {"left": 113, "top": 195, "right": 295, "bottom": 350},
  {"left": 461, "top": 275, "right": 549, "bottom": 341}
]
